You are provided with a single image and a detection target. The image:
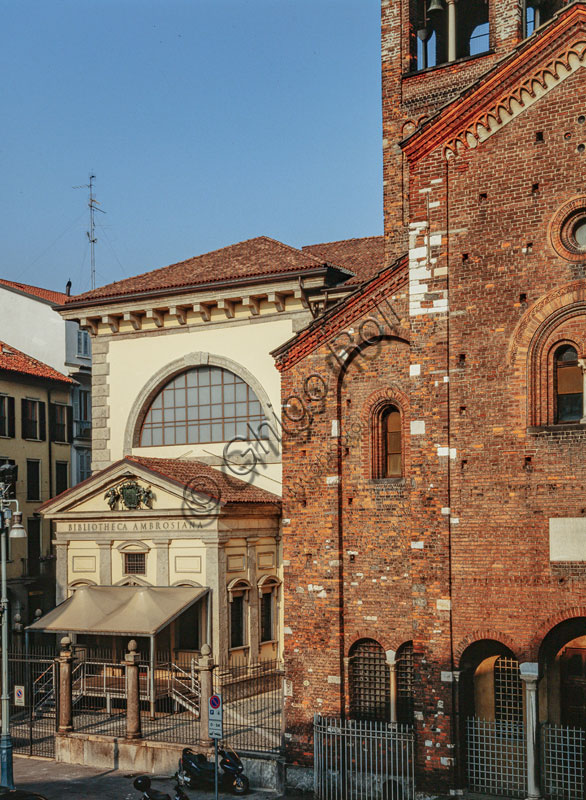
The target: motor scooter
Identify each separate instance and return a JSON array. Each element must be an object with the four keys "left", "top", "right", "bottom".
[
  {"left": 177, "top": 746, "right": 249, "bottom": 795},
  {"left": 133, "top": 775, "right": 189, "bottom": 800}
]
